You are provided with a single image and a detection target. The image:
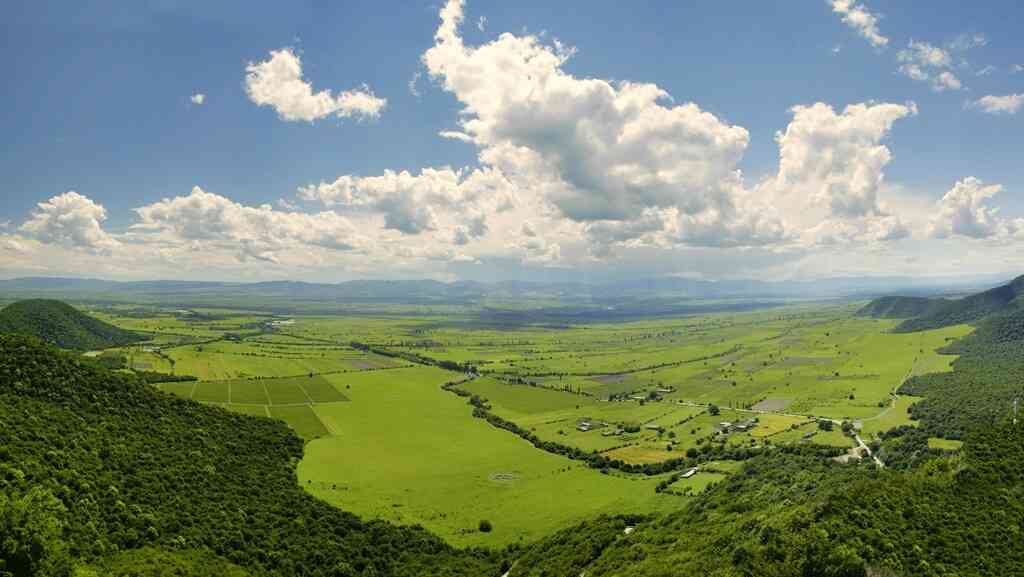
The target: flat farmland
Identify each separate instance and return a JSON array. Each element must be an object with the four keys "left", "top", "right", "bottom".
[
  {"left": 399, "top": 309, "right": 971, "bottom": 466},
  {"left": 299, "top": 366, "right": 681, "bottom": 547},
  {"left": 163, "top": 340, "right": 402, "bottom": 380}
]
